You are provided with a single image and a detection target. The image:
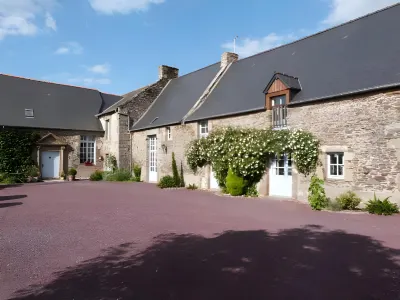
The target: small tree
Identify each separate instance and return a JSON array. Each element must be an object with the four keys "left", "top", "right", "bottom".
[
  {"left": 180, "top": 161, "right": 185, "bottom": 187},
  {"left": 172, "top": 152, "right": 180, "bottom": 187}
]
